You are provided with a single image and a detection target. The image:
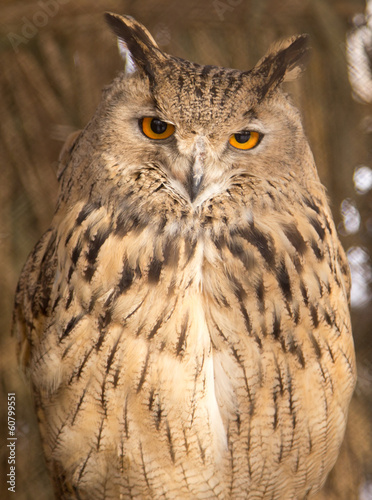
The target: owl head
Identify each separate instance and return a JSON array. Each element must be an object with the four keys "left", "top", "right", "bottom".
[{"left": 60, "top": 14, "right": 314, "bottom": 208}]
